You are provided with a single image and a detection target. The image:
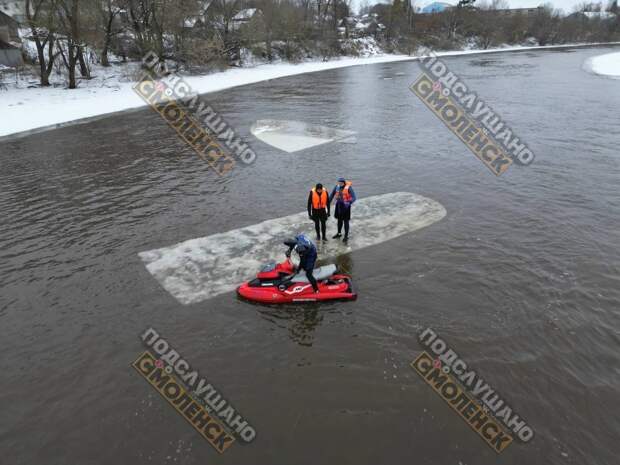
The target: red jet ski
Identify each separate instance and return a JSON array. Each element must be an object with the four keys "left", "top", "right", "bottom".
[{"left": 237, "top": 255, "right": 356, "bottom": 304}]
